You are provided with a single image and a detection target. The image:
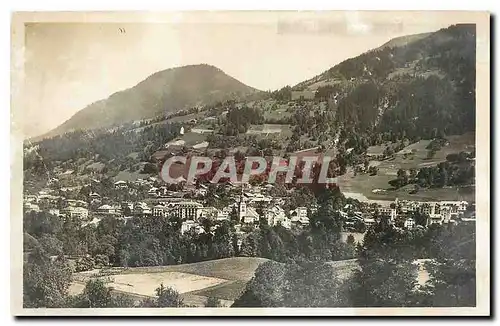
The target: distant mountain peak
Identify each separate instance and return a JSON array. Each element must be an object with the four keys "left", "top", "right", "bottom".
[
  {"left": 294, "top": 24, "right": 475, "bottom": 91},
  {"left": 376, "top": 32, "right": 432, "bottom": 50},
  {"left": 41, "top": 64, "right": 260, "bottom": 139},
  {"left": 294, "top": 24, "right": 475, "bottom": 140}
]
